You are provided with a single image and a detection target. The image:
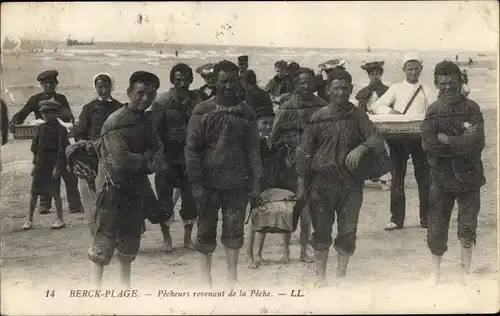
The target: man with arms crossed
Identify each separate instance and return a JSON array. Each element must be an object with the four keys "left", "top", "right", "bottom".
[{"left": 372, "top": 52, "right": 436, "bottom": 230}]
